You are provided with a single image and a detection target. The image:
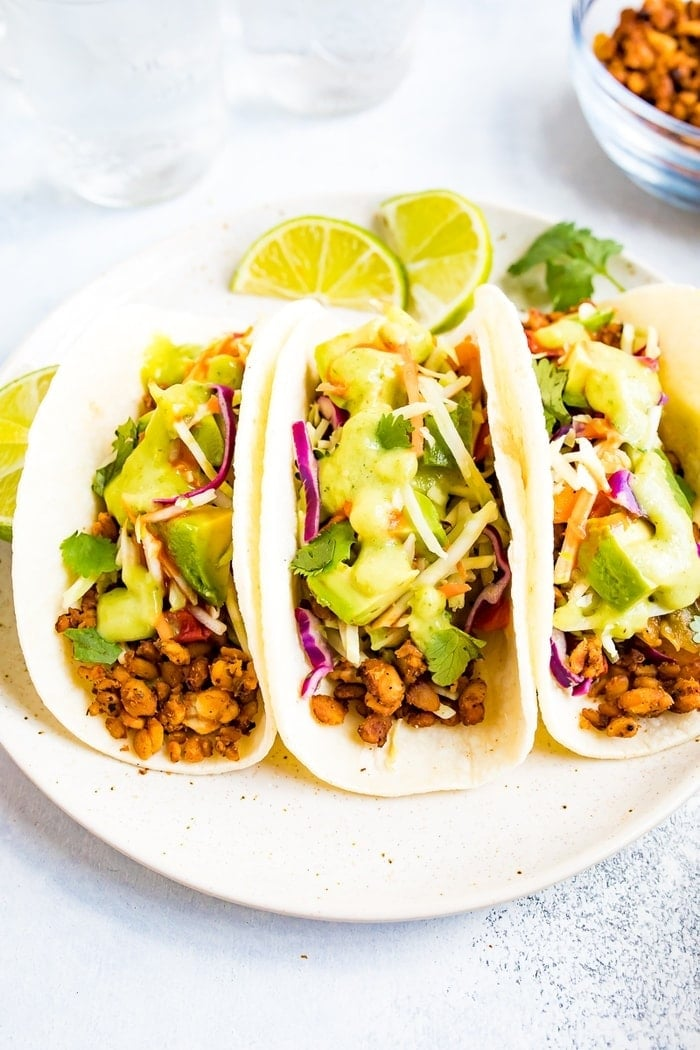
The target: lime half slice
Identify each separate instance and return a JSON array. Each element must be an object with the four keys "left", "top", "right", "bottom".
[
  {"left": 378, "top": 190, "right": 493, "bottom": 332},
  {"left": 0, "top": 364, "right": 56, "bottom": 541},
  {"left": 230, "top": 215, "right": 408, "bottom": 313}
]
